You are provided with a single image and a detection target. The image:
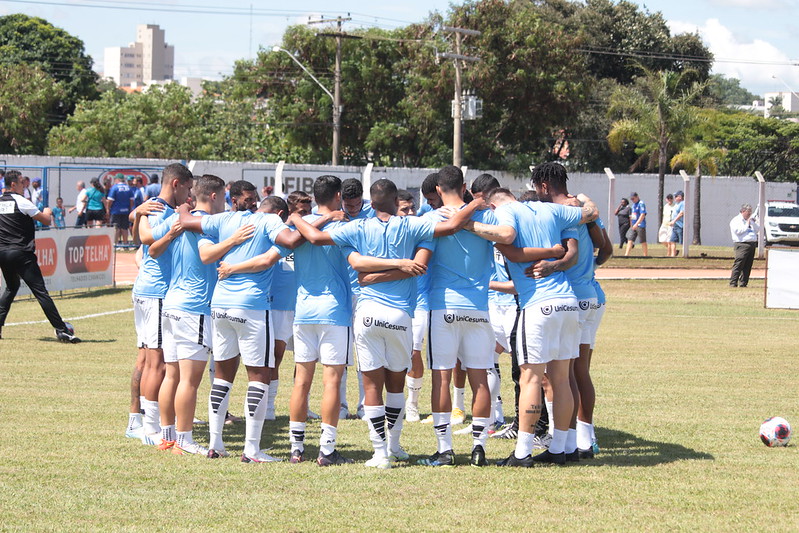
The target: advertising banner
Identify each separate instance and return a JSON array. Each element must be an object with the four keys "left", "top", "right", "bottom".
[
  {"left": 1, "top": 227, "right": 116, "bottom": 296},
  {"left": 765, "top": 248, "right": 799, "bottom": 309}
]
